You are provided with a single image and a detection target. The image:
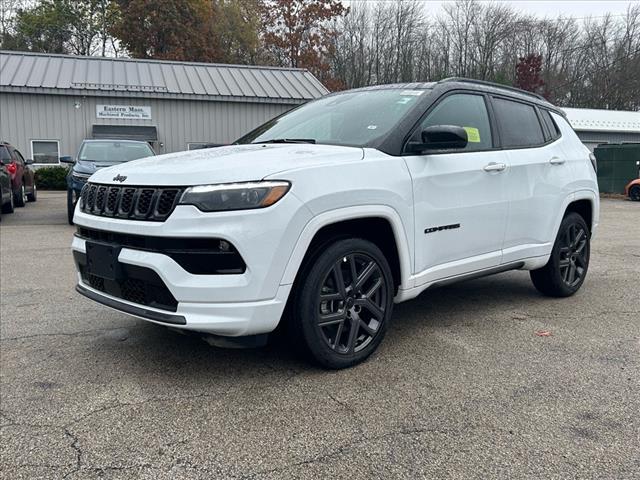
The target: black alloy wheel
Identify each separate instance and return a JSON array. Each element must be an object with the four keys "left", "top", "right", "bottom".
[
  {"left": 630, "top": 185, "right": 640, "bottom": 201},
  {"left": 558, "top": 222, "right": 588, "bottom": 288},
  {"left": 291, "top": 238, "right": 394, "bottom": 369},
  {"left": 531, "top": 212, "right": 590, "bottom": 297},
  {"left": 317, "top": 252, "right": 387, "bottom": 354}
]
